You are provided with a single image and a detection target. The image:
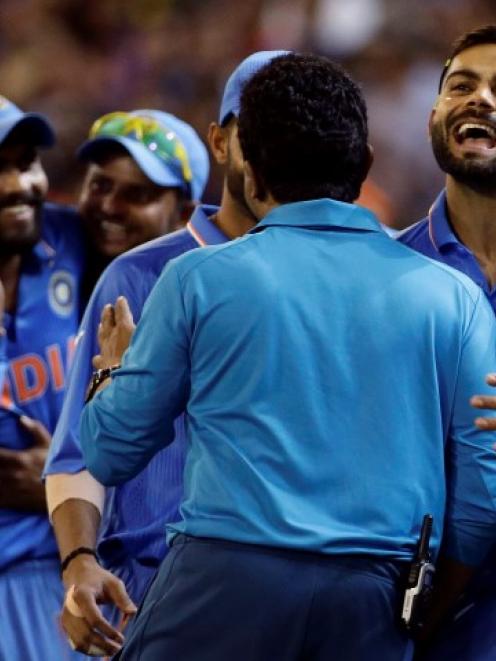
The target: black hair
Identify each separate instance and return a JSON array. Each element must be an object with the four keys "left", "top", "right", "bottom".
[
  {"left": 438, "top": 25, "right": 496, "bottom": 92},
  {"left": 237, "top": 53, "right": 369, "bottom": 204}
]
